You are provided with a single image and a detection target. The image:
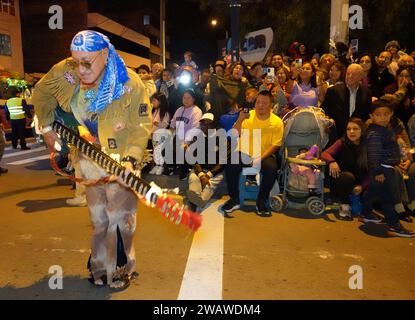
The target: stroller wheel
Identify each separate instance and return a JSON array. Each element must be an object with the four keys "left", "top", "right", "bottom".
[
  {"left": 270, "top": 195, "right": 285, "bottom": 212},
  {"left": 306, "top": 196, "right": 325, "bottom": 215}
]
